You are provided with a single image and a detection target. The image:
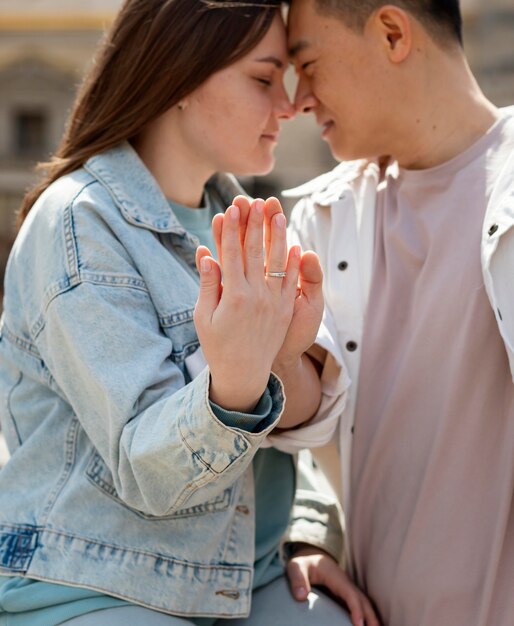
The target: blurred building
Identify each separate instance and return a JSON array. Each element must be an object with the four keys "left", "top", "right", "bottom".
[
  {"left": 0, "top": 1, "right": 120, "bottom": 283},
  {"left": 0, "top": 0, "right": 513, "bottom": 263}
]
